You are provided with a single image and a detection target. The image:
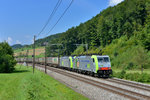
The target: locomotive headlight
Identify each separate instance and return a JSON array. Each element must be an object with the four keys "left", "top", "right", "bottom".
[{"left": 108, "top": 67, "right": 111, "bottom": 70}]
